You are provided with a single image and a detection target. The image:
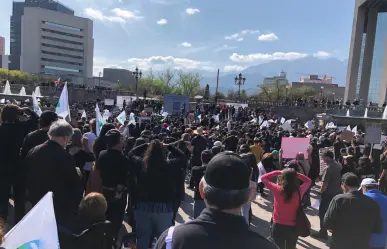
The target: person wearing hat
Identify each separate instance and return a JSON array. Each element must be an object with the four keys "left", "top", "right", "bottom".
[
  {"left": 155, "top": 152, "right": 277, "bottom": 249},
  {"left": 312, "top": 150, "right": 342, "bottom": 240},
  {"left": 324, "top": 173, "right": 382, "bottom": 249},
  {"left": 191, "top": 127, "right": 207, "bottom": 167},
  {"left": 360, "top": 178, "right": 387, "bottom": 249}
]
